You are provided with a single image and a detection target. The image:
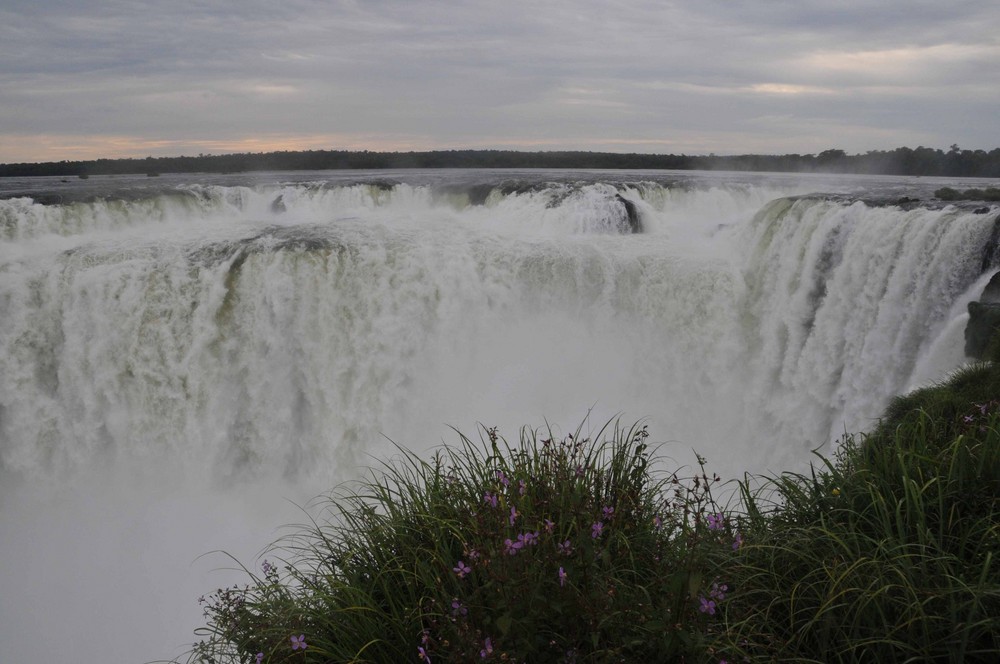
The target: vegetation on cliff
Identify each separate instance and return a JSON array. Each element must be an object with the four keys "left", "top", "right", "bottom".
[
  {"left": 717, "top": 364, "right": 1000, "bottom": 662},
  {"left": 186, "top": 358, "right": 1000, "bottom": 663}
]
